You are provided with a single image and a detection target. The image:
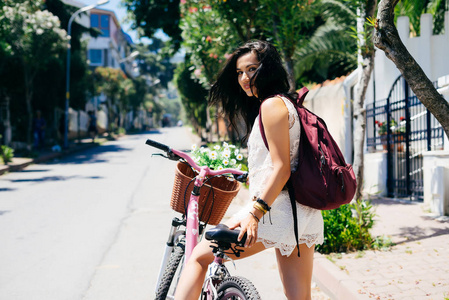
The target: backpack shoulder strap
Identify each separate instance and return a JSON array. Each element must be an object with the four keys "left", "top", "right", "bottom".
[{"left": 259, "top": 88, "right": 309, "bottom": 150}]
